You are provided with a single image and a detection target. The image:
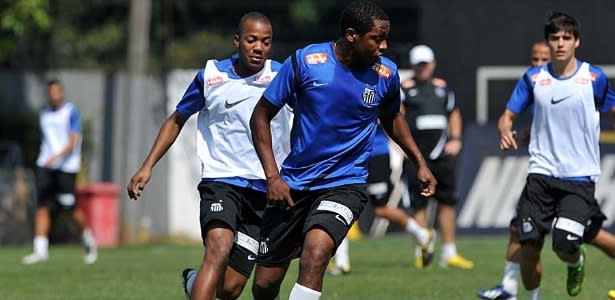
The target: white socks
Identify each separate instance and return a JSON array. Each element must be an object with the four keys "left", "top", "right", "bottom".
[
  {"left": 33, "top": 236, "right": 48, "bottom": 255},
  {"left": 334, "top": 238, "right": 350, "bottom": 269},
  {"left": 289, "top": 283, "right": 321, "bottom": 300},
  {"left": 501, "top": 261, "right": 519, "bottom": 295},
  {"left": 526, "top": 287, "right": 541, "bottom": 300},
  {"left": 186, "top": 271, "right": 196, "bottom": 297},
  {"left": 82, "top": 228, "right": 97, "bottom": 249},
  {"left": 406, "top": 219, "right": 429, "bottom": 245},
  {"left": 441, "top": 243, "right": 457, "bottom": 261}
]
